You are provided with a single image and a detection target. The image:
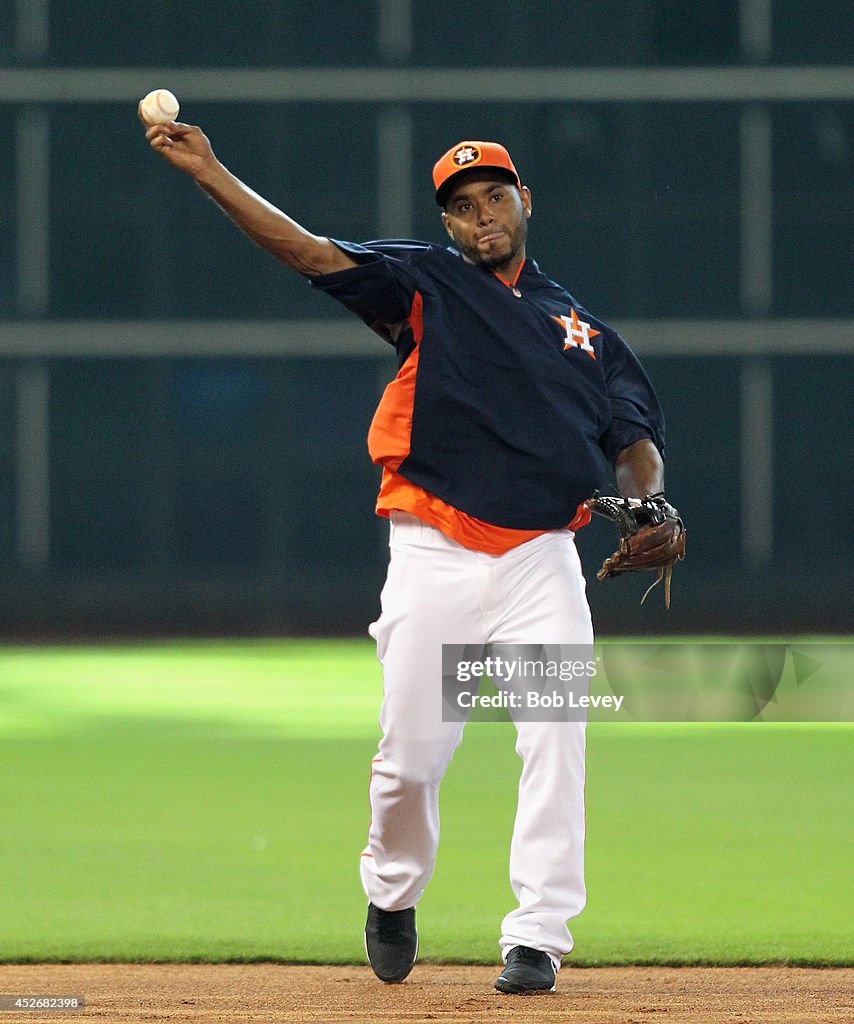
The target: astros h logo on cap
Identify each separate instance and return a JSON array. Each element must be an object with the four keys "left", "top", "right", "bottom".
[
  {"left": 452, "top": 144, "right": 482, "bottom": 167},
  {"left": 433, "top": 140, "right": 521, "bottom": 207}
]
